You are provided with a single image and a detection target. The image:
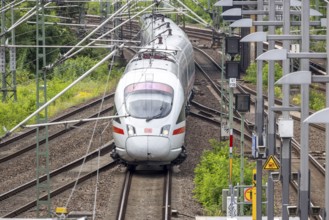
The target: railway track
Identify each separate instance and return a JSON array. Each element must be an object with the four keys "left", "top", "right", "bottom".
[
  {"left": 0, "top": 104, "right": 114, "bottom": 164},
  {"left": 0, "top": 93, "right": 114, "bottom": 146},
  {"left": 116, "top": 167, "right": 172, "bottom": 220},
  {"left": 237, "top": 83, "right": 327, "bottom": 167},
  {"left": 2, "top": 13, "right": 326, "bottom": 218},
  {"left": 0, "top": 141, "right": 118, "bottom": 218},
  {"left": 237, "top": 83, "right": 326, "bottom": 218},
  {"left": 0, "top": 93, "right": 115, "bottom": 199}
]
